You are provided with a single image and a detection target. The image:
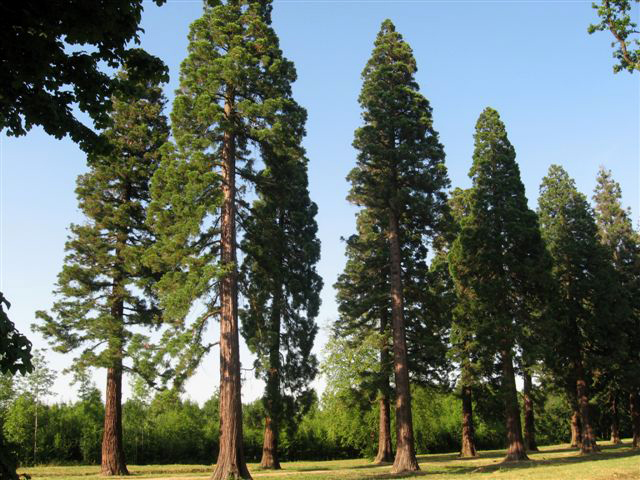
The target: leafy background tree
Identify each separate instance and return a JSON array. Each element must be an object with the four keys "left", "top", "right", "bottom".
[
  {"left": 1, "top": 2, "right": 167, "bottom": 150},
  {"left": 589, "top": 0, "right": 640, "bottom": 73}
]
